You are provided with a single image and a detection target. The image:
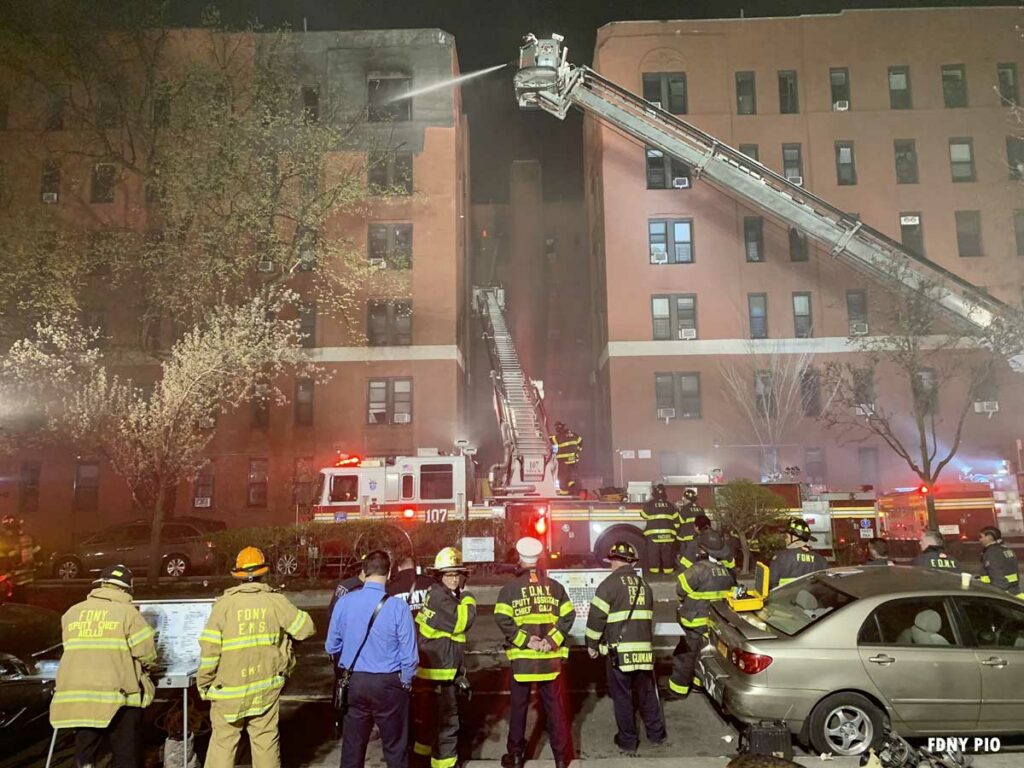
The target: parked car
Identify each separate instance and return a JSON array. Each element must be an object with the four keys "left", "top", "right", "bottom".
[
  {"left": 0, "top": 602, "right": 60, "bottom": 740},
  {"left": 699, "top": 566, "right": 1024, "bottom": 757},
  {"left": 50, "top": 520, "right": 215, "bottom": 580}
]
